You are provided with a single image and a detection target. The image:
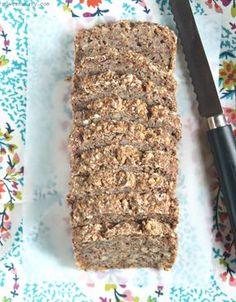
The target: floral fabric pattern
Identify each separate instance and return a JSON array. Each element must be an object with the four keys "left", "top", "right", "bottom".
[
  {"left": 0, "top": 24, "right": 11, "bottom": 67},
  {"left": 0, "top": 122, "right": 23, "bottom": 247},
  {"left": 0, "top": 0, "right": 236, "bottom": 301},
  {"left": 220, "top": 60, "right": 236, "bottom": 89}
]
